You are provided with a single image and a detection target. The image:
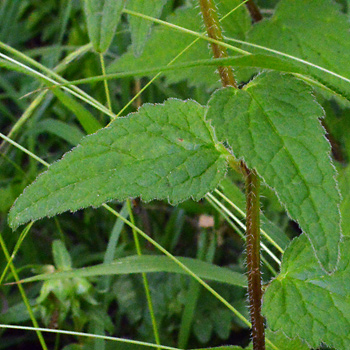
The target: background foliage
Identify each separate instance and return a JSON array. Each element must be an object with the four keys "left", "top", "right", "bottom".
[{"left": 0, "top": 0, "right": 349, "bottom": 349}]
